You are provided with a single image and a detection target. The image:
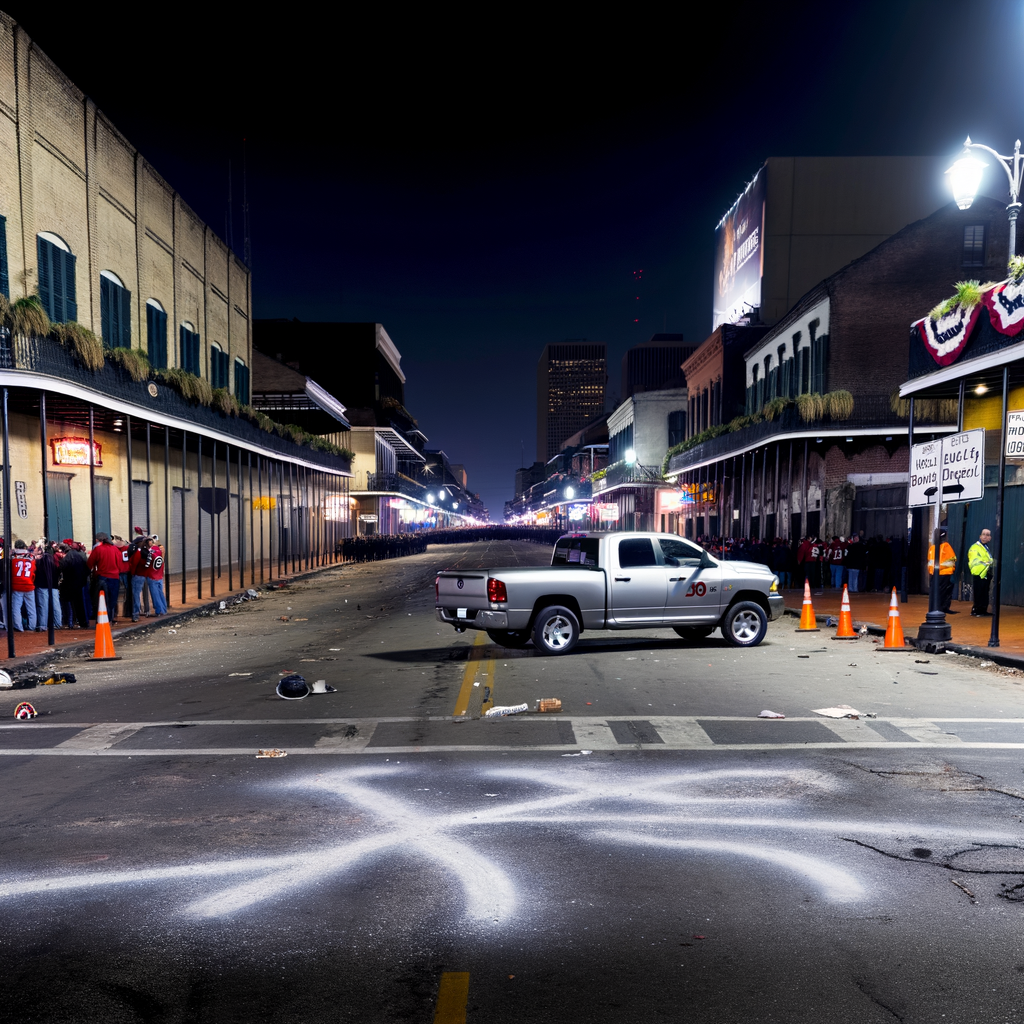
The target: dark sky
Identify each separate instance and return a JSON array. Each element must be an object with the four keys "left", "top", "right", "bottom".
[{"left": 11, "top": 1, "right": 1024, "bottom": 518}]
